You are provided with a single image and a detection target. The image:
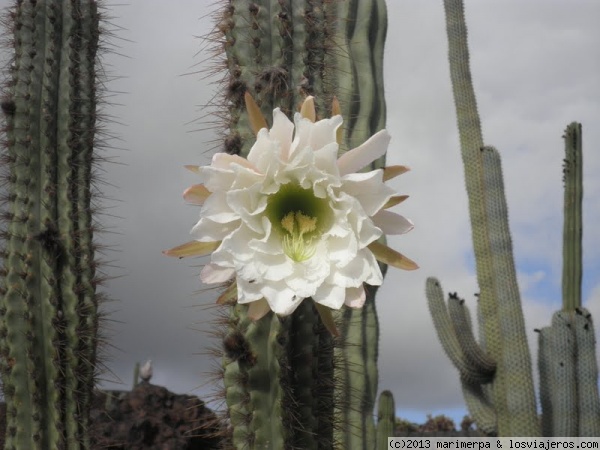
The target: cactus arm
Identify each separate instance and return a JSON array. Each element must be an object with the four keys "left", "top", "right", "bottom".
[
  {"left": 426, "top": 278, "right": 493, "bottom": 384},
  {"left": 460, "top": 378, "right": 497, "bottom": 435},
  {"left": 442, "top": 0, "right": 500, "bottom": 381},
  {"left": 447, "top": 295, "right": 496, "bottom": 376},
  {"left": 561, "top": 123, "right": 583, "bottom": 312}
]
